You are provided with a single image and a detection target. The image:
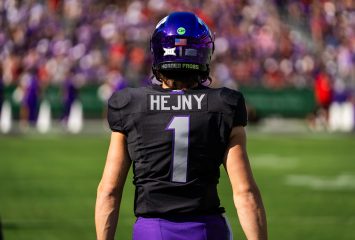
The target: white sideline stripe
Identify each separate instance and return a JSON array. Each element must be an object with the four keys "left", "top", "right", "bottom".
[
  {"left": 252, "top": 154, "right": 299, "bottom": 169},
  {"left": 285, "top": 174, "right": 355, "bottom": 190}
]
